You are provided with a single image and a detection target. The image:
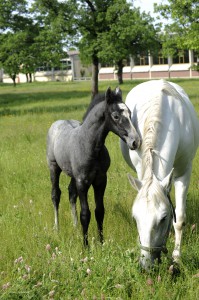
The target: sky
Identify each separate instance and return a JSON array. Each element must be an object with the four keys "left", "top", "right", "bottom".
[{"left": 134, "top": 0, "right": 168, "bottom": 17}]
